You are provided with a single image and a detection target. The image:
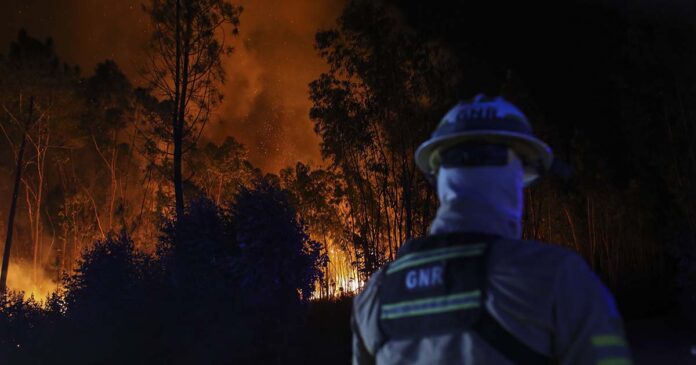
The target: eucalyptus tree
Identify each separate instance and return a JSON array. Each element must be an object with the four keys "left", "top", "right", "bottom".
[
  {"left": 310, "top": 1, "right": 456, "bottom": 279},
  {"left": 142, "top": 0, "right": 242, "bottom": 220},
  {"left": 0, "top": 30, "right": 81, "bottom": 290}
]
